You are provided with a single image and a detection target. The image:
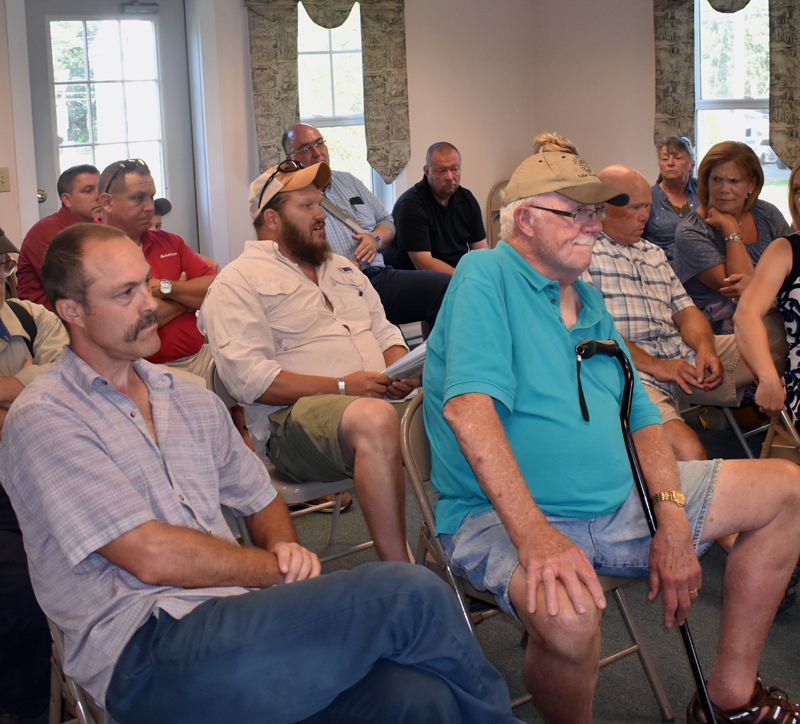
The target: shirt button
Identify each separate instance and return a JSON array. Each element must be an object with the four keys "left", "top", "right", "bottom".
[
  {"left": 130, "top": 411, "right": 136, "bottom": 417},
  {"left": 179, "top": 494, "right": 185, "bottom": 501},
  {"left": 550, "top": 299, "right": 556, "bottom": 304},
  {"left": 549, "top": 285, "right": 554, "bottom": 289},
  {"left": 101, "top": 380, "right": 108, "bottom": 385}
]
